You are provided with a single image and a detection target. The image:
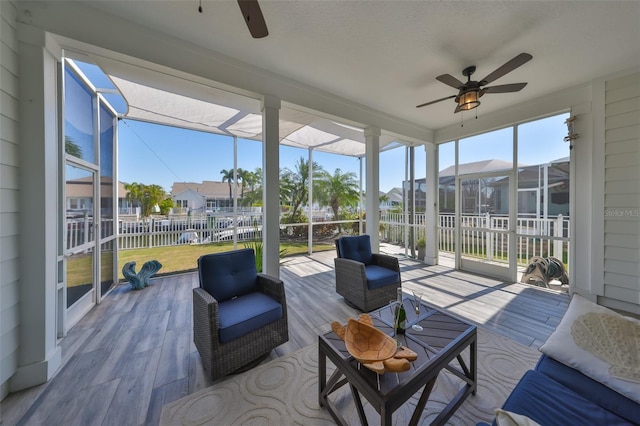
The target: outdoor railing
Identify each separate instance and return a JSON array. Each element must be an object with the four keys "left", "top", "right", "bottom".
[
  {"left": 67, "top": 212, "right": 569, "bottom": 268},
  {"left": 380, "top": 212, "right": 569, "bottom": 266},
  {"left": 117, "top": 214, "right": 264, "bottom": 249}
]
